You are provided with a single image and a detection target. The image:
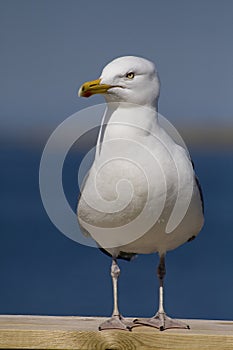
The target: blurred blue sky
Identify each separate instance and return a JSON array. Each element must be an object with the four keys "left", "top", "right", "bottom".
[
  {"left": 1, "top": 0, "right": 233, "bottom": 137},
  {"left": 1, "top": 1, "right": 233, "bottom": 321}
]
